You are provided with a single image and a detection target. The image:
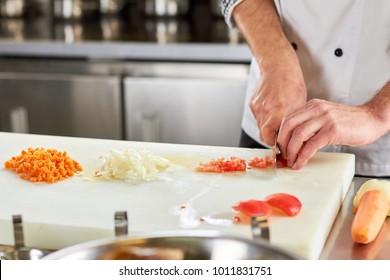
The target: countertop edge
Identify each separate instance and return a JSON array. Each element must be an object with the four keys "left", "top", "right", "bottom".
[{"left": 0, "top": 40, "right": 253, "bottom": 62}]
